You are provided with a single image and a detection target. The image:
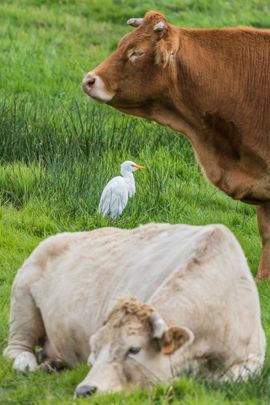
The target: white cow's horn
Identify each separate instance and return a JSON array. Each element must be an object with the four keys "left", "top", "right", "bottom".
[
  {"left": 153, "top": 21, "right": 166, "bottom": 32},
  {"left": 150, "top": 312, "right": 168, "bottom": 338},
  {"left": 127, "top": 18, "right": 144, "bottom": 27}
]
